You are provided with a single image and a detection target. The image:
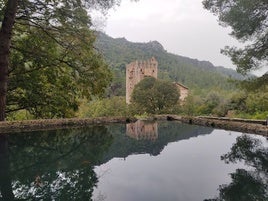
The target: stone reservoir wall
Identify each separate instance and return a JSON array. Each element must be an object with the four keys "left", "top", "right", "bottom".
[{"left": 0, "top": 115, "right": 267, "bottom": 136}]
